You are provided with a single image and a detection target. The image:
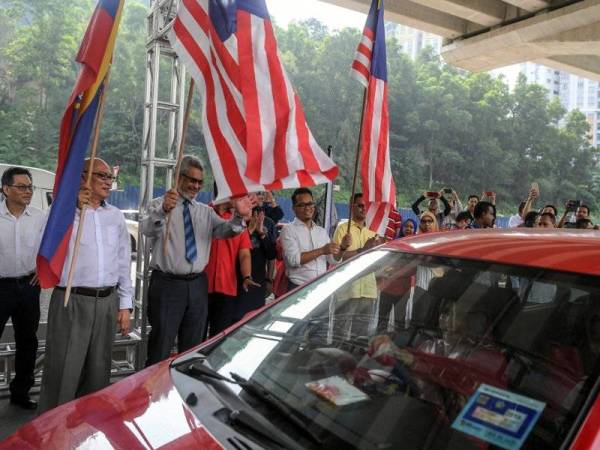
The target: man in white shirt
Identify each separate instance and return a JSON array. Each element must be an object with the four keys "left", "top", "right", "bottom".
[
  {"left": 38, "top": 158, "right": 133, "bottom": 413},
  {"left": 0, "top": 167, "right": 45, "bottom": 409},
  {"left": 281, "top": 188, "right": 340, "bottom": 291}
]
